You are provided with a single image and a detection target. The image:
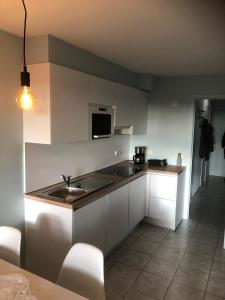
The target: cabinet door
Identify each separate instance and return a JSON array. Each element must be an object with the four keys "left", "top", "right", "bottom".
[
  {"left": 149, "top": 196, "right": 175, "bottom": 230},
  {"left": 175, "top": 171, "right": 185, "bottom": 228},
  {"left": 149, "top": 174, "right": 177, "bottom": 200},
  {"left": 73, "top": 196, "right": 107, "bottom": 254},
  {"left": 129, "top": 175, "right": 147, "bottom": 231},
  {"left": 89, "top": 75, "right": 116, "bottom": 106},
  {"left": 115, "top": 83, "right": 148, "bottom": 134},
  {"left": 24, "top": 63, "right": 51, "bottom": 144},
  {"left": 107, "top": 185, "right": 129, "bottom": 253},
  {"left": 51, "top": 64, "right": 89, "bottom": 143},
  {"left": 131, "top": 89, "right": 148, "bottom": 135},
  {"left": 115, "top": 83, "right": 133, "bottom": 128}
]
